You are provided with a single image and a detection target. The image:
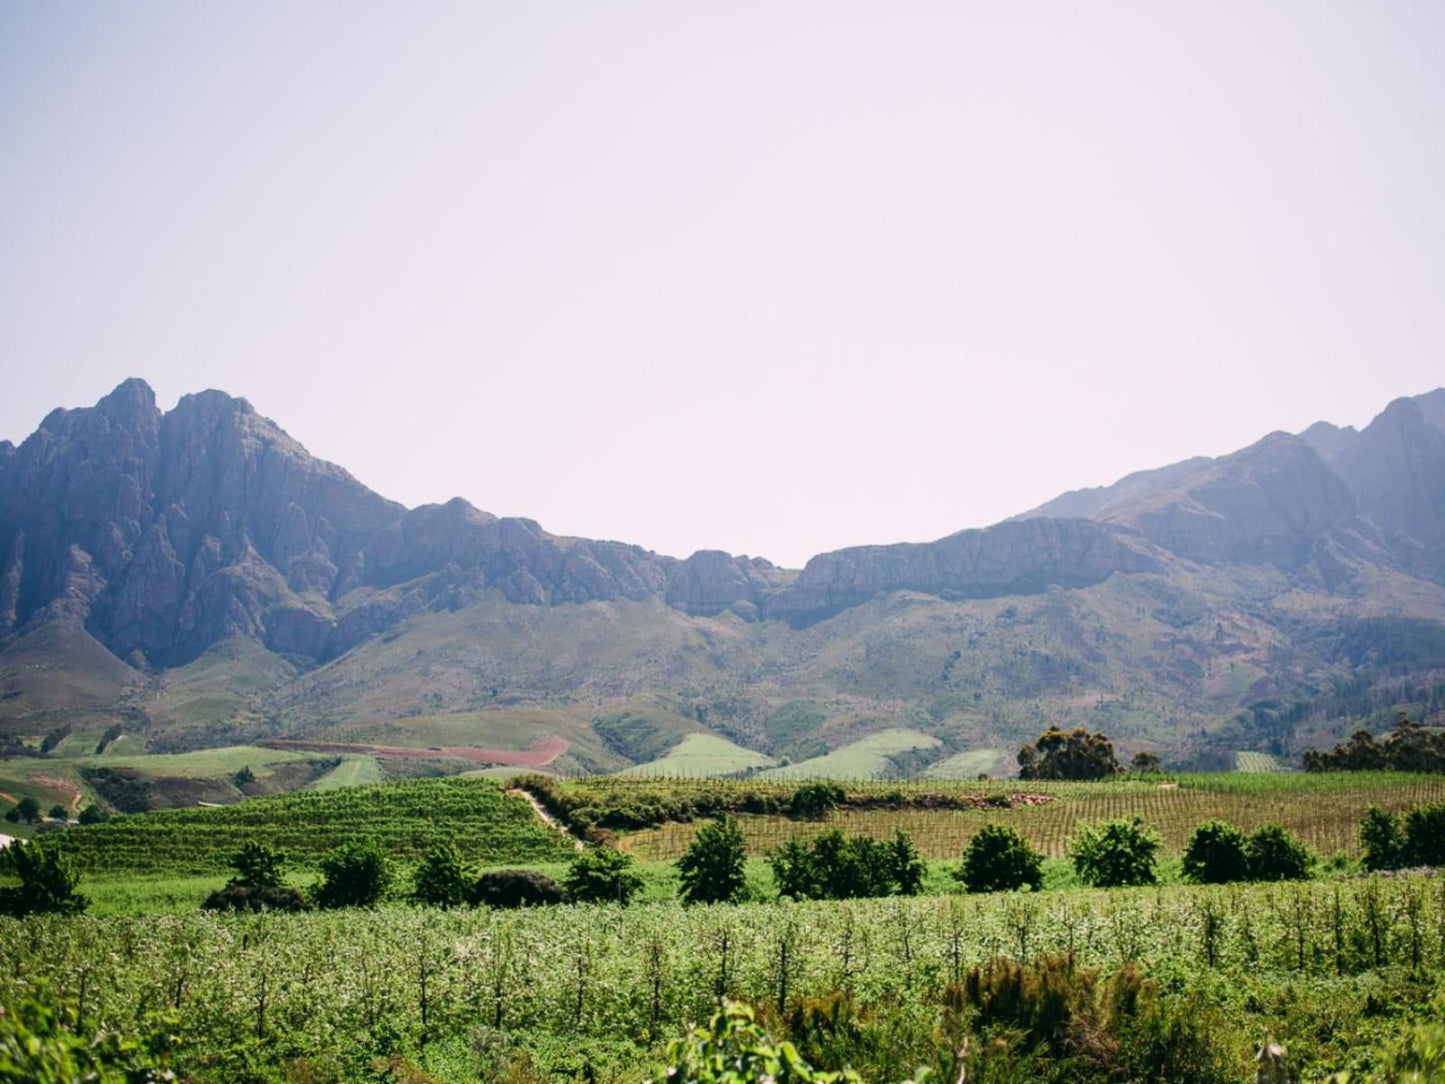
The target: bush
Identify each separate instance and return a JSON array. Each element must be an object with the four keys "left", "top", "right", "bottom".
[
  {"left": 564, "top": 846, "right": 644, "bottom": 905},
  {"left": 0, "top": 999, "right": 176, "bottom": 1084},
  {"left": 653, "top": 1000, "right": 861, "bottom": 1084},
  {"left": 1070, "top": 817, "right": 1160, "bottom": 887},
  {"left": 201, "top": 884, "right": 310, "bottom": 912},
  {"left": 77, "top": 805, "right": 109, "bottom": 826},
  {"left": 227, "top": 840, "right": 287, "bottom": 889},
  {"left": 471, "top": 868, "right": 565, "bottom": 908},
  {"left": 47, "top": 805, "right": 69, "bottom": 822},
  {"left": 769, "top": 829, "right": 914, "bottom": 901},
  {"left": 1182, "top": 821, "right": 1250, "bottom": 884},
  {"left": 1245, "top": 824, "right": 1313, "bottom": 881},
  {"left": 0, "top": 840, "right": 88, "bottom": 916},
  {"left": 1402, "top": 803, "right": 1445, "bottom": 867},
  {"left": 4, "top": 795, "right": 41, "bottom": 824},
  {"left": 411, "top": 841, "right": 472, "bottom": 907},
  {"left": 956, "top": 823, "right": 1044, "bottom": 893},
  {"left": 888, "top": 830, "right": 926, "bottom": 896},
  {"left": 313, "top": 841, "right": 393, "bottom": 909},
  {"left": 789, "top": 783, "right": 845, "bottom": 820},
  {"left": 677, "top": 815, "right": 749, "bottom": 904},
  {"left": 1360, "top": 807, "right": 1405, "bottom": 871}
]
